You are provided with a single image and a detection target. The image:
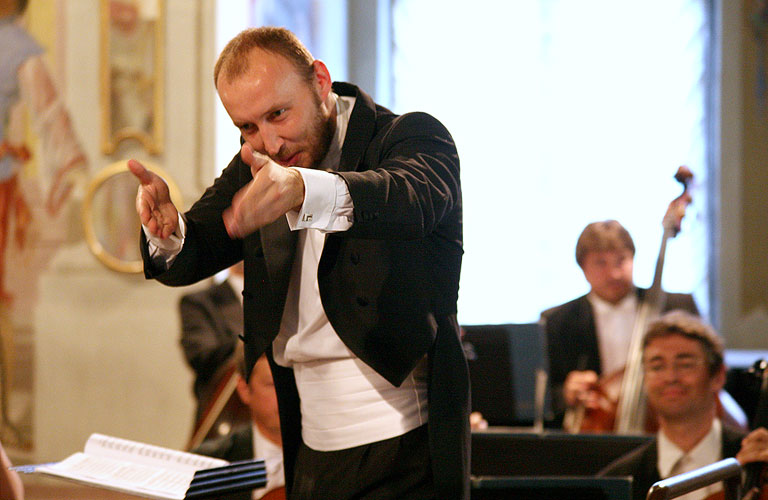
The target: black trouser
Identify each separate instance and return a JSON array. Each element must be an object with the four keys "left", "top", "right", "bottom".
[{"left": 290, "top": 424, "right": 434, "bottom": 500}]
